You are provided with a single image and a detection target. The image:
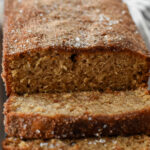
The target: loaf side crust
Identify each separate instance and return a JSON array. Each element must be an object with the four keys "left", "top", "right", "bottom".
[
  {"left": 4, "top": 109, "right": 150, "bottom": 139},
  {"left": 2, "top": 135, "right": 150, "bottom": 150}
]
